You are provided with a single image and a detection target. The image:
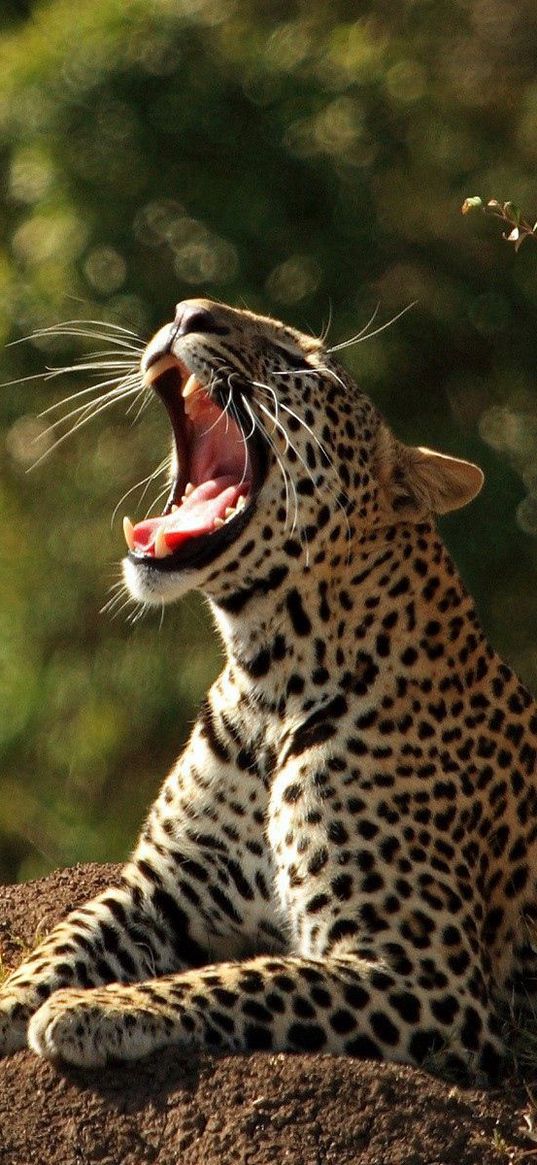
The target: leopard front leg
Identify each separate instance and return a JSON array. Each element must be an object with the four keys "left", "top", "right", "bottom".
[
  {"left": 0, "top": 718, "right": 274, "bottom": 1055},
  {"left": 0, "top": 881, "right": 163, "bottom": 1055},
  {"left": 27, "top": 952, "right": 503, "bottom": 1076},
  {"left": 0, "top": 852, "right": 221, "bottom": 1056}
]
